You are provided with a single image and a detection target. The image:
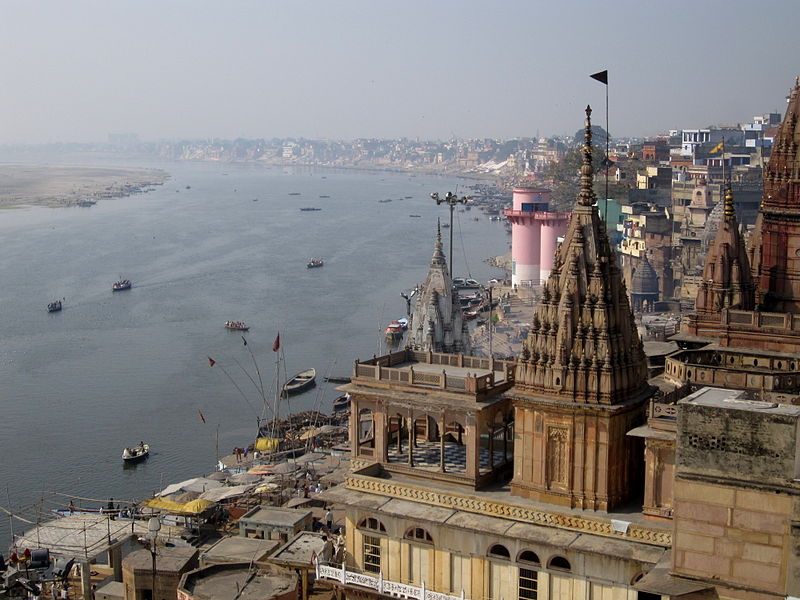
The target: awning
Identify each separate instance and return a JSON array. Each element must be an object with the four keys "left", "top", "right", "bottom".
[
  {"left": 156, "top": 477, "right": 224, "bottom": 497},
  {"left": 199, "top": 484, "right": 255, "bottom": 502}
]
